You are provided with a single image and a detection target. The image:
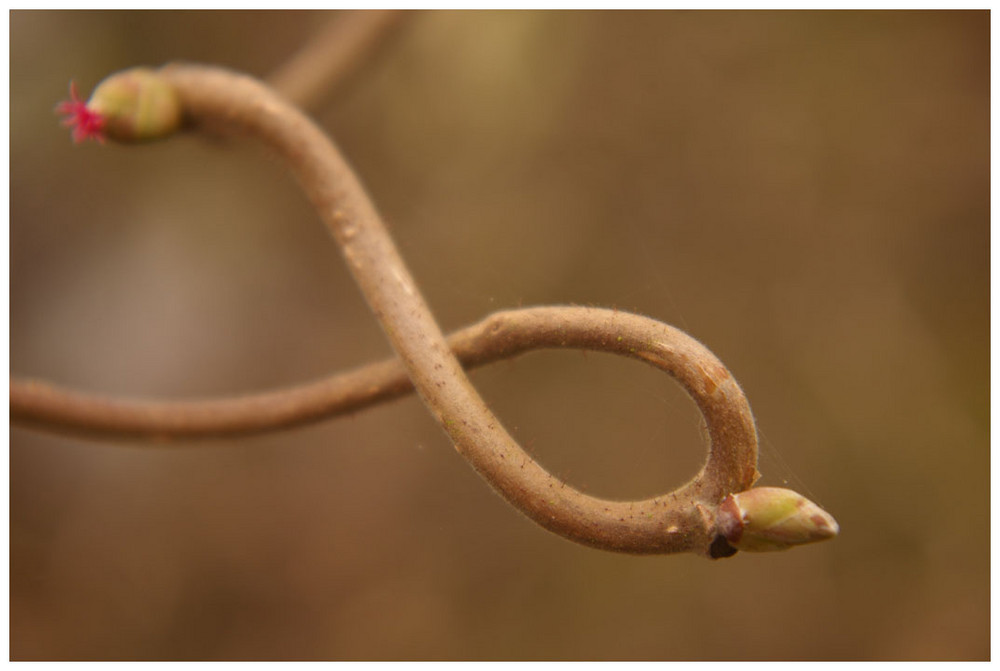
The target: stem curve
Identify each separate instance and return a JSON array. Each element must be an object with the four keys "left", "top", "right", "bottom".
[{"left": 16, "top": 64, "right": 764, "bottom": 557}]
